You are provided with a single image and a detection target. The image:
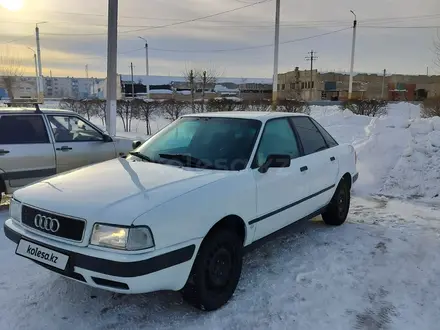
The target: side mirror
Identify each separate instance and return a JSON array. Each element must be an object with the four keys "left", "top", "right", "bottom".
[
  {"left": 132, "top": 140, "right": 142, "bottom": 149},
  {"left": 102, "top": 134, "right": 113, "bottom": 142},
  {"left": 258, "top": 154, "right": 291, "bottom": 174}
]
